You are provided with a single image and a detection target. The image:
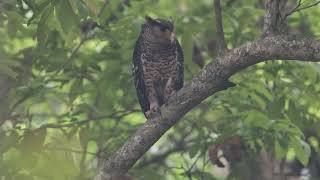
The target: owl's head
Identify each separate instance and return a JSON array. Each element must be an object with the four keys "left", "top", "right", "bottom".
[{"left": 142, "top": 16, "right": 175, "bottom": 44}]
